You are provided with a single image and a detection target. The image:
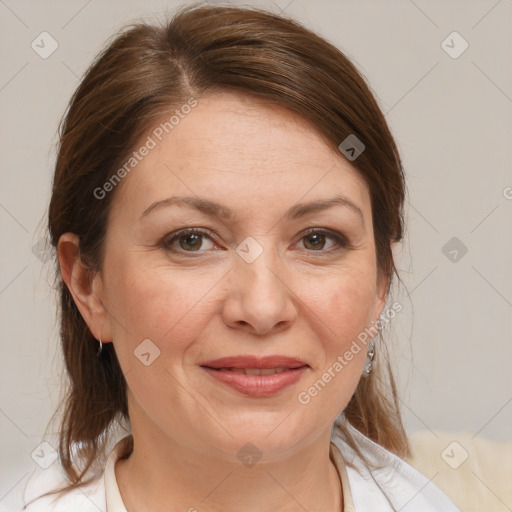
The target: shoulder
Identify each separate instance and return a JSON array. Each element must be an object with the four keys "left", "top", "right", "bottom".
[
  {"left": 1, "top": 463, "right": 105, "bottom": 512},
  {"left": 331, "top": 419, "right": 462, "bottom": 512}
]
